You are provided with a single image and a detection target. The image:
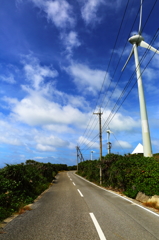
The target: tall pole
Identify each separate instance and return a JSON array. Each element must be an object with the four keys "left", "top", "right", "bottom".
[
  {"left": 93, "top": 108, "right": 103, "bottom": 185},
  {"left": 133, "top": 43, "right": 152, "bottom": 157}
]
